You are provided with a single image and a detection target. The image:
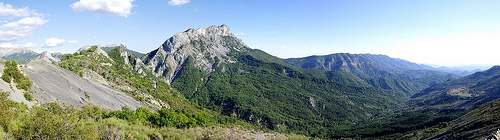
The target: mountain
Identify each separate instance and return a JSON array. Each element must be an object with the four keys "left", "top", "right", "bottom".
[
  {"left": 78, "top": 43, "right": 145, "bottom": 57},
  {"left": 140, "top": 25, "right": 408, "bottom": 136},
  {"left": 283, "top": 53, "right": 456, "bottom": 80},
  {"left": 282, "top": 53, "right": 384, "bottom": 77},
  {"left": 0, "top": 48, "right": 40, "bottom": 63},
  {"left": 0, "top": 47, "right": 63, "bottom": 63},
  {"left": 32, "top": 51, "right": 62, "bottom": 62},
  {"left": 142, "top": 25, "right": 245, "bottom": 83},
  {"left": 358, "top": 54, "right": 435, "bottom": 71},
  {"left": 283, "top": 53, "right": 458, "bottom": 96},
  {"left": 411, "top": 65, "right": 500, "bottom": 111}
]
